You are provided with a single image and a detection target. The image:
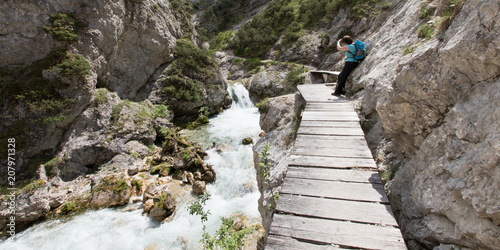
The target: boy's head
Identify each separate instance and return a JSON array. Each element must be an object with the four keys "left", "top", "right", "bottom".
[{"left": 342, "top": 36, "right": 353, "bottom": 44}]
